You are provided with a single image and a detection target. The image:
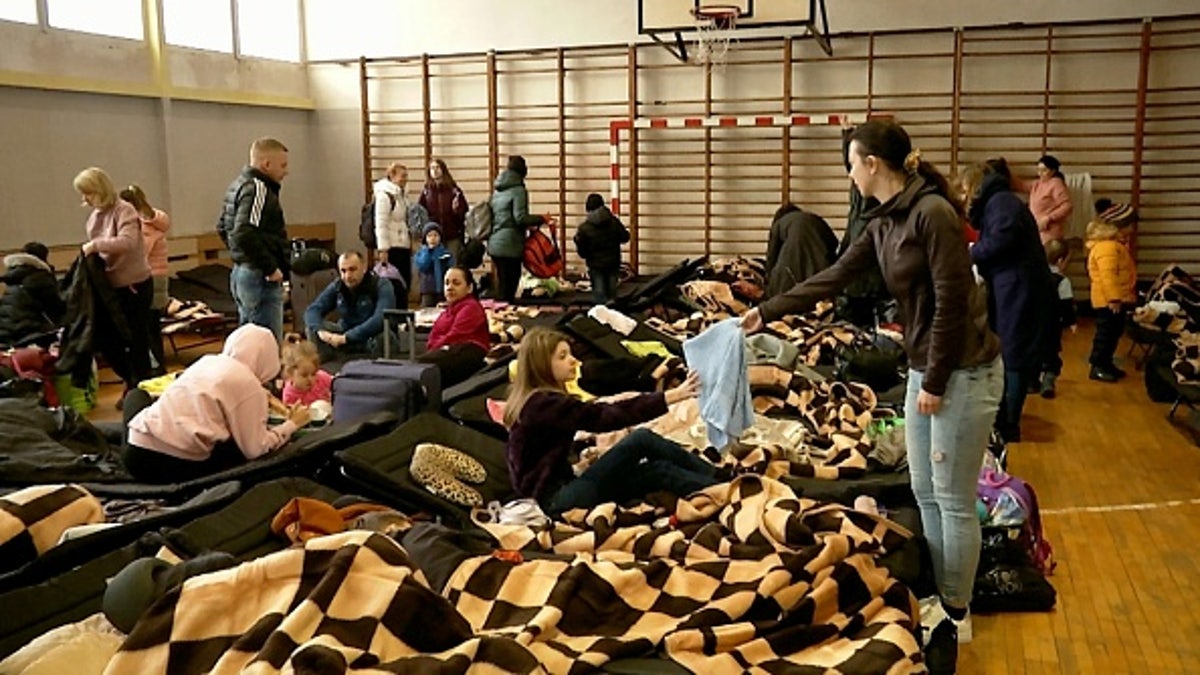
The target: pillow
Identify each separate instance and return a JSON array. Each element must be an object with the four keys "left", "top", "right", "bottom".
[{"left": 410, "top": 443, "right": 487, "bottom": 507}]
